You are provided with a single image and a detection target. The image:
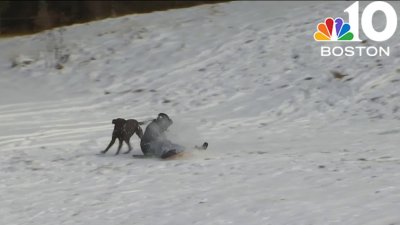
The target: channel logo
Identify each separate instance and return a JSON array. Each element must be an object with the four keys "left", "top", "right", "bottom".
[
  {"left": 315, "top": 1, "right": 398, "bottom": 57},
  {"left": 314, "top": 17, "right": 353, "bottom": 41}
]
